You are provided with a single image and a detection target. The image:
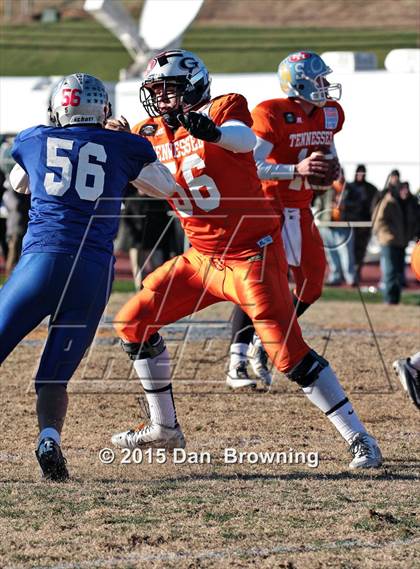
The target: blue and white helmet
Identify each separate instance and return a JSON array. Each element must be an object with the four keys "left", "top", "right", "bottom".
[
  {"left": 48, "top": 73, "right": 111, "bottom": 127},
  {"left": 278, "top": 51, "right": 341, "bottom": 107}
]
